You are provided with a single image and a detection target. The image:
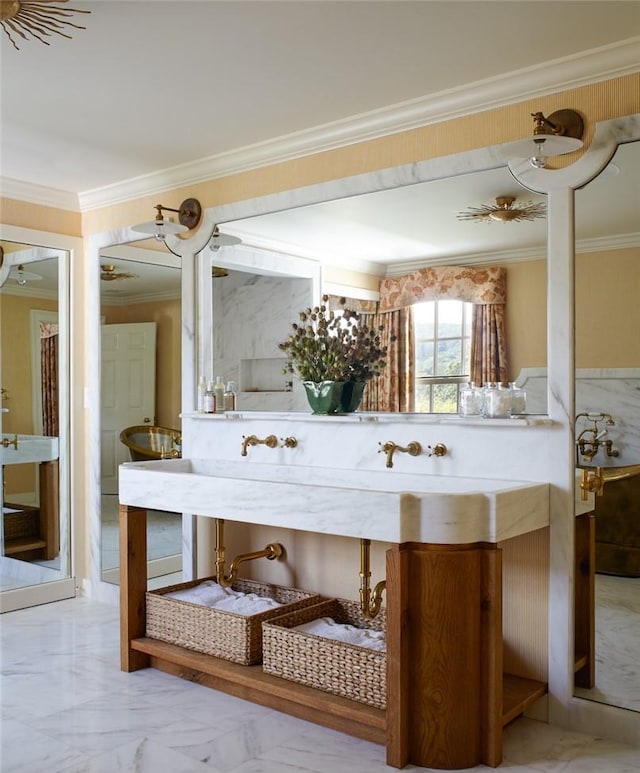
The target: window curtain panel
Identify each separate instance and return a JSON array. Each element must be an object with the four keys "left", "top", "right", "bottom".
[
  {"left": 378, "top": 265, "right": 508, "bottom": 387},
  {"left": 40, "top": 322, "right": 59, "bottom": 437},
  {"left": 360, "top": 307, "right": 415, "bottom": 412}
]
